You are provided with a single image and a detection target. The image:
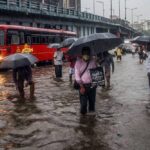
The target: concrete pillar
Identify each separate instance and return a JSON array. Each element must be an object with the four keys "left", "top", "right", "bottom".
[
  {"left": 19, "top": 0, "right": 21, "bottom": 7},
  {"left": 80, "top": 26, "right": 83, "bottom": 37},
  {"left": 87, "top": 27, "right": 89, "bottom": 35},
  {"left": 82, "top": 26, "right": 85, "bottom": 36}
]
